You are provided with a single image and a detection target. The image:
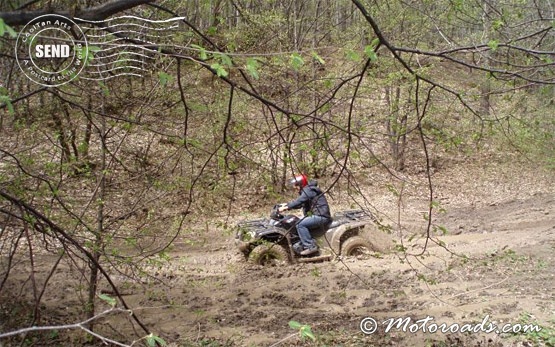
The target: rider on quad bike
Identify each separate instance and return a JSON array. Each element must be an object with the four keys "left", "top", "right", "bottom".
[{"left": 278, "top": 174, "right": 332, "bottom": 256}]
